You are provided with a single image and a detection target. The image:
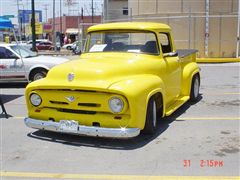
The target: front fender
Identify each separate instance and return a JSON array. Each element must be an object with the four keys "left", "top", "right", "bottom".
[
  {"left": 29, "top": 64, "right": 50, "bottom": 73},
  {"left": 181, "top": 62, "right": 200, "bottom": 96},
  {"left": 108, "top": 75, "right": 165, "bottom": 130},
  {"left": 27, "top": 64, "right": 50, "bottom": 80}
]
